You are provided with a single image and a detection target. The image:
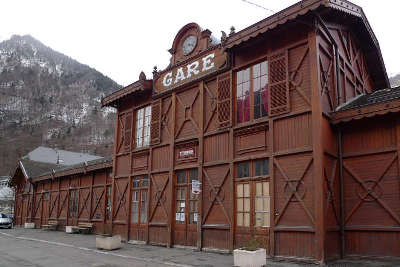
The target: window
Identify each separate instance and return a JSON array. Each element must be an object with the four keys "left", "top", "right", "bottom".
[
  {"left": 235, "top": 159, "right": 270, "bottom": 229},
  {"left": 131, "top": 175, "right": 148, "bottom": 224},
  {"left": 236, "top": 61, "right": 269, "bottom": 123},
  {"left": 175, "top": 169, "right": 199, "bottom": 225},
  {"left": 236, "top": 181, "right": 270, "bottom": 228},
  {"left": 43, "top": 192, "right": 49, "bottom": 200},
  {"left": 237, "top": 159, "right": 269, "bottom": 179},
  {"left": 135, "top": 105, "right": 152, "bottom": 148},
  {"left": 255, "top": 159, "right": 269, "bottom": 177},
  {"left": 236, "top": 183, "right": 250, "bottom": 227},
  {"left": 237, "top": 162, "right": 250, "bottom": 178},
  {"left": 106, "top": 185, "right": 112, "bottom": 220}
]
